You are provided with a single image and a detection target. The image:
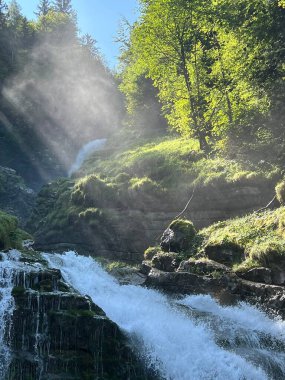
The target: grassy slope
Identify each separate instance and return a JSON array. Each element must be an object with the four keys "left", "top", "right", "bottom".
[
  {"left": 28, "top": 135, "right": 284, "bottom": 261},
  {"left": 78, "top": 136, "right": 280, "bottom": 192},
  {"left": 200, "top": 207, "right": 285, "bottom": 271}
]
